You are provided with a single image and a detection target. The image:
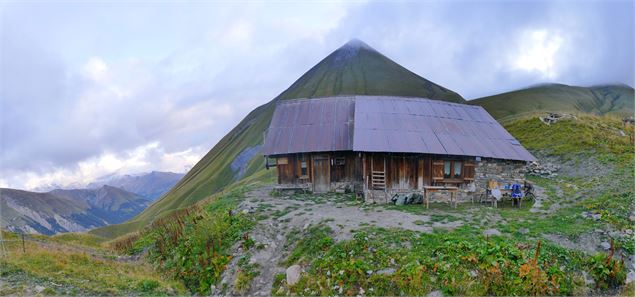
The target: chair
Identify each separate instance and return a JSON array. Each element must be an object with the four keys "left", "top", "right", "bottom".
[{"left": 479, "top": 179, "right": 498, "bottom": 207}]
